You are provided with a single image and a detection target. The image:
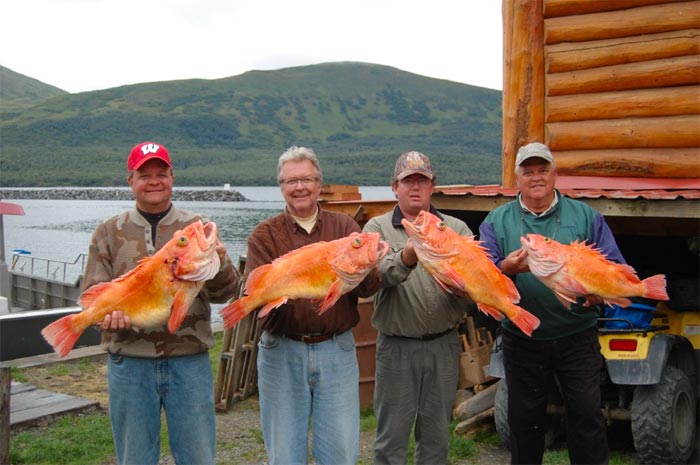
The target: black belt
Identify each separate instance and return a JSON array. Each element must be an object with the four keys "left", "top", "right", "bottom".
[
  {"left": 389, "top": 327, "right": 454, "bottom": 341},
  {"left": 285, "top": 333, "right": 335, "bottom": 344}
]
